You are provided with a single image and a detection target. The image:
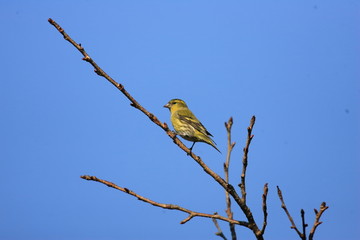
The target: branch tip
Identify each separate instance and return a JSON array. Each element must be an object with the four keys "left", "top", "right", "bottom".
[
  {"left": 251, "top": 115, "right": 256, "bottom": 124},
  {"left": 81, "top": 175, "right": 92, "bottom": 180},
  {"left": 261, "top": 182, "right": 269, "bottom": 234}
]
